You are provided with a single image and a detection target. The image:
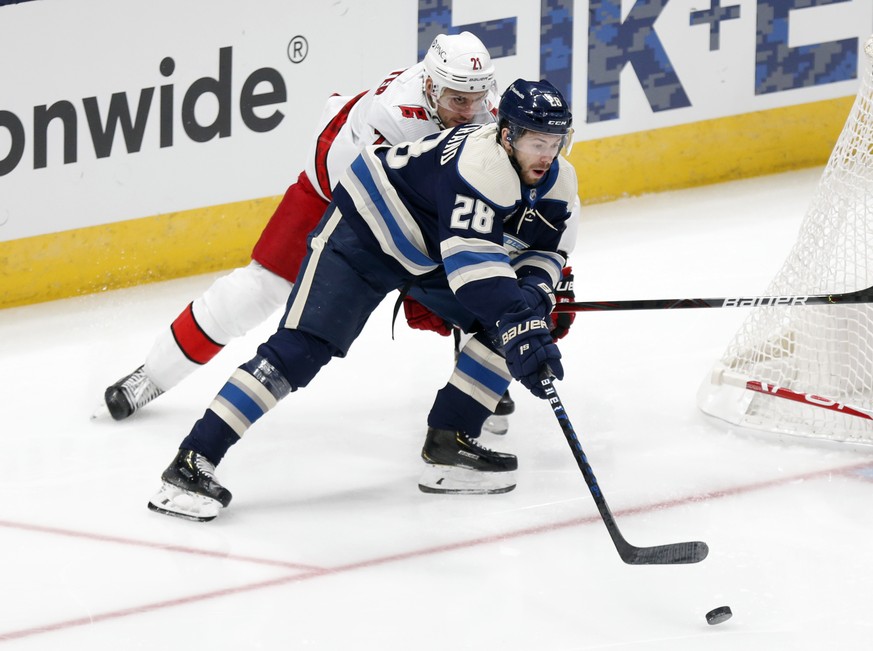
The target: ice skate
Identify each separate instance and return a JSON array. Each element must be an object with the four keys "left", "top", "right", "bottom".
[
  {"left": 482, "top": 390, "right": 515, "bottom": 435},
  {"left": 148, "top": 450, "right": 232, "bottom": 522},
  {"left": 103, "top": 365, "right": 164, "bottom": 420},
  {"left": 419, "top": 427, "right": 517, "bottom": 494}
]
